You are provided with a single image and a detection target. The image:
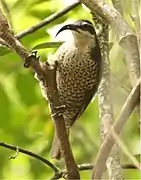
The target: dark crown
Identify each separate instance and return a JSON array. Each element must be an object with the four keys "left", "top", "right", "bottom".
[
  {"left": 56, "top": 20, "right": 96, "bottom": 37},
  {"left": 73, "top": 20, "right": 95, "bottom": 35}
]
